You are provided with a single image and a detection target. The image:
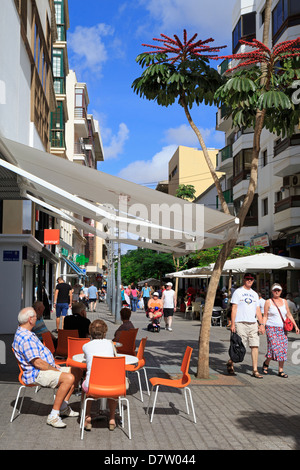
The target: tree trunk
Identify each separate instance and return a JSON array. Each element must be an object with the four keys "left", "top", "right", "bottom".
[{"left": 194, "top": 0, "right": 272, "bottom": 378}]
